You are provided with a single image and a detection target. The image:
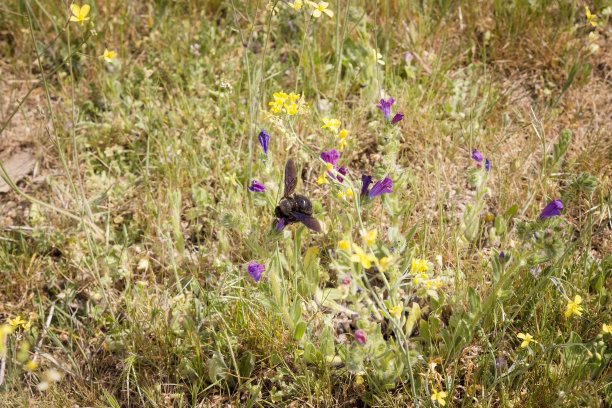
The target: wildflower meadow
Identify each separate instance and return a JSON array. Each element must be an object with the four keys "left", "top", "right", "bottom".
[{"left": 0, "top": 0, "right": 611, "bottom": 406}]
